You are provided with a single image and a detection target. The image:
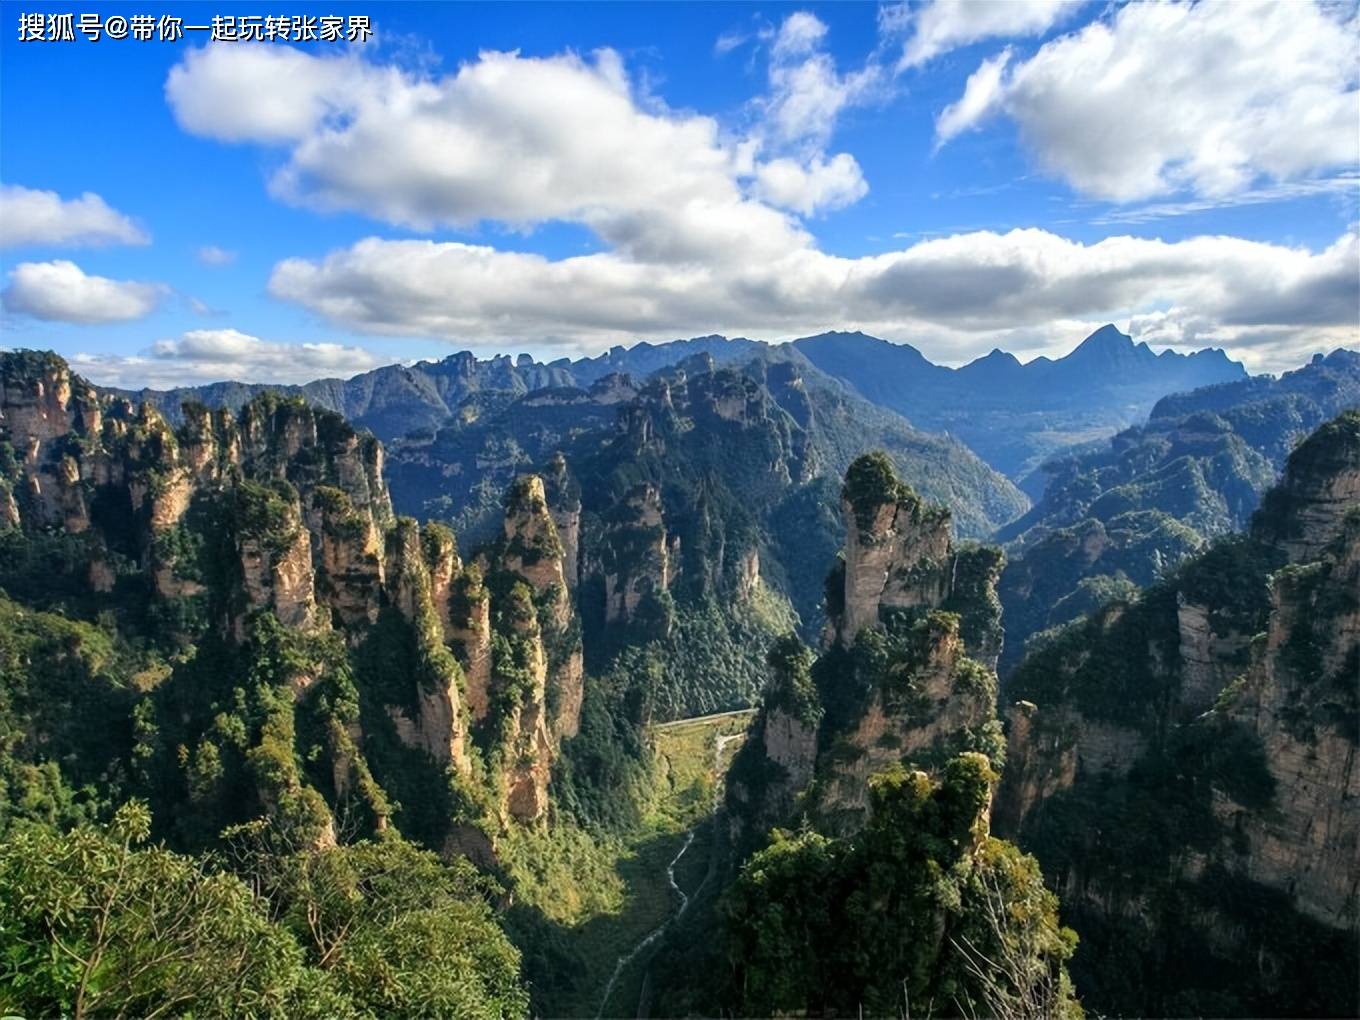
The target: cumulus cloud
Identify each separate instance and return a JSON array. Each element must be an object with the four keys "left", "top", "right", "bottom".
[
  {"left": 935, "top": 48, "right": 1011, "bottom": 144},
  {"left": 166, "top": 20, "right": 878, "bottom": 237},
  {"left": 736, "top": 12, "right": 881, "bottom": 215},
  {"left": 753, "top": 154, "right": 868, "bottom": 216},
  {"left": 196, "top": 245, "right": 237, "bottom": 266},
  {"left": 267, "top": 227, "right": 1358, "bottom": 371},
  {"left": 935, "top": 0, "right": 1360, "bottom": 201},
  {"left": 0, "top": 184, "right": 148, "bottom": 248},
  {"left": 166, "top": 43, "right": 813, "bottom": 258},
  {"left": 68, "top": 328, "right": 385, "bottom": 388},
  {"left": 761, "top": 24, "right": 880, "bottom": 151},
  {"left": 3, "top": 261, "right": 163, "bottom": 323},
  {"left": 892, "top": 0, "right": 1084, "bottom": 70}
]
